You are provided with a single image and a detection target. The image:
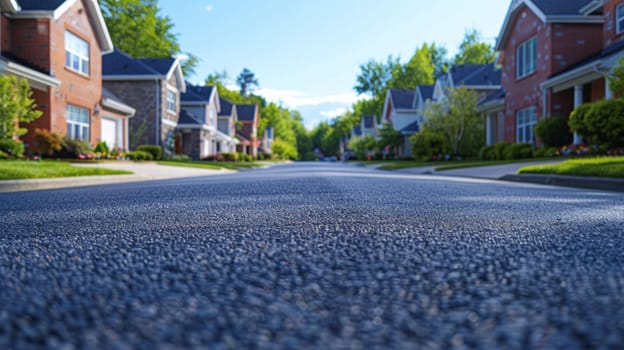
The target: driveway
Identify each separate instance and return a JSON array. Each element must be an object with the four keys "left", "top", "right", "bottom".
[{"left": 73, "top": 161, "right": 234, "bottom": 180}]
